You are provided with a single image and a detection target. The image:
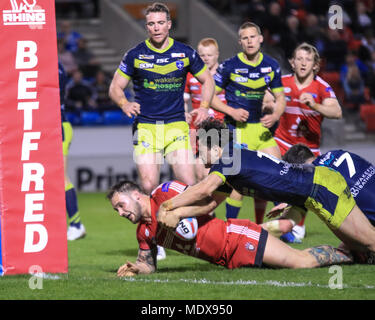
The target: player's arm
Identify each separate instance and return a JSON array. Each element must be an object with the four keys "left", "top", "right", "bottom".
[
  {"left": 190, "top": 68, "right": 214, "bottom": 125},
  {"left": 117, "top": 246, "right": 157, "bottom": 277},
  {"left": 159, "top": 174, "right": 223, "bottom": 213},
  {"left": 210, "top": 94, "right": 249, "bottom": 122},
  {"left": 300, "top": 94, "right": 342, "bottom": 119},
  {"left": 158, "top": 197, "right": 218, "bottom": 228},
  {"left": 261, "top": 90, "right": 286, "bottom": 128},
  {"left": 108, "top": 71, "right": 140, "bottom": 118}
]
